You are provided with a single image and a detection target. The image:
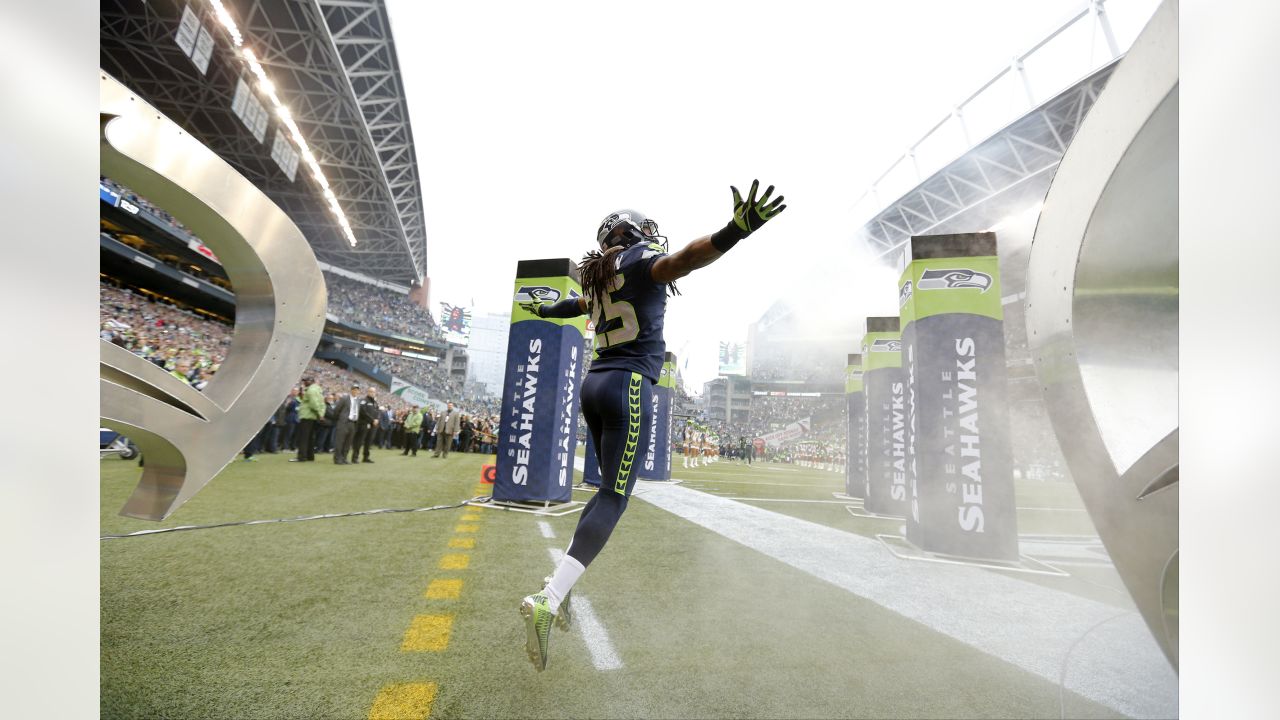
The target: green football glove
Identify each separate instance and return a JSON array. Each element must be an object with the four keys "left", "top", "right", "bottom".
[
  {"left": 731, "top": 179, "right": 786, "bottom": 235},
  {"left": 519, "top": 300, "right": 544, "bottom": 317}
]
